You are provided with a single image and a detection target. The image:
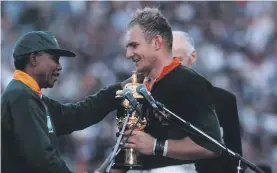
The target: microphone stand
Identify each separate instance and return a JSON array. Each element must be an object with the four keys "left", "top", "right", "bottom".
[
  {"left": 105, "top": 107, "right": 134, "bottom": 173},
  {"left": 154, "top": 101, "right": 265, "bottom": 173}
]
